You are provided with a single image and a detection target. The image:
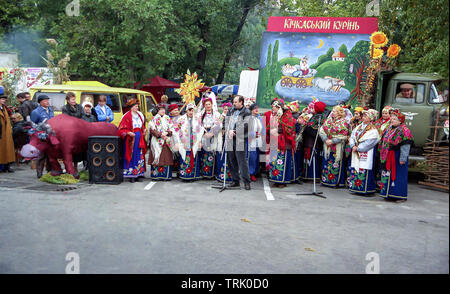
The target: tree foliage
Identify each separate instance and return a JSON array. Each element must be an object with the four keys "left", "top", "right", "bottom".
[{"left": 0, "top": 0, "right": 448, "bottom": 89}]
